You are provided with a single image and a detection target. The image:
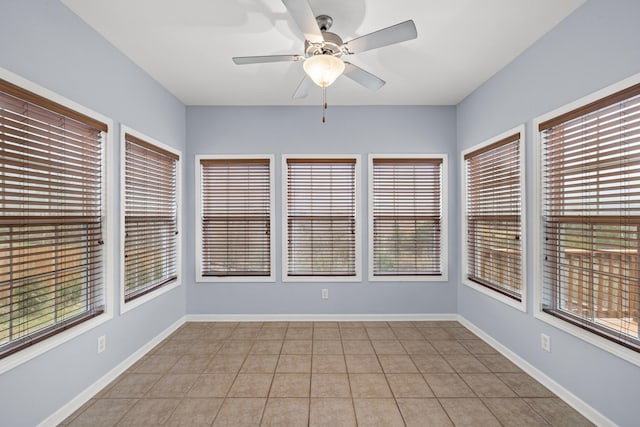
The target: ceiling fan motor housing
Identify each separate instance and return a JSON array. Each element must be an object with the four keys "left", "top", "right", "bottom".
[{"left": 305, "top": 31, "right": 344, "bottom": 58}]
